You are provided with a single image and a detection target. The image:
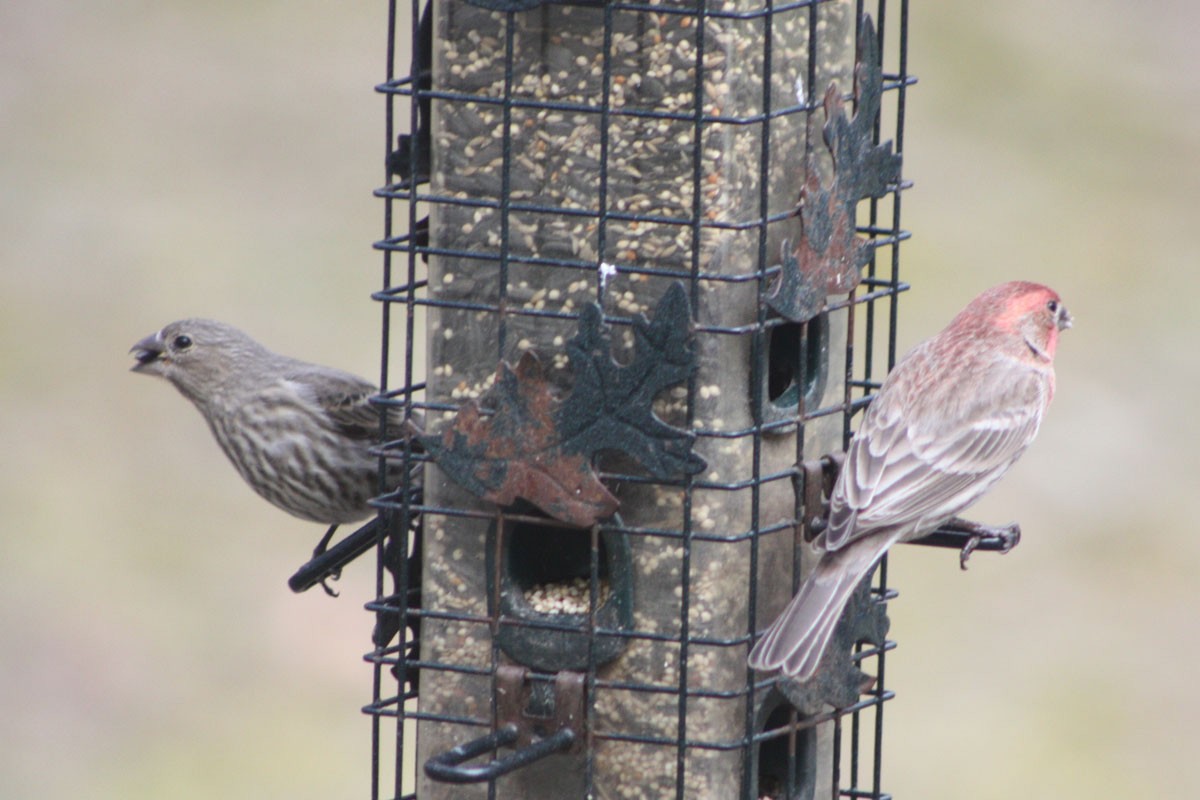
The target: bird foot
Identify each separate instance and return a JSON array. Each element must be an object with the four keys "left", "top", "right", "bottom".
[
  {"left": 957, "top": 521, "right": 1021, "bottom": 570},
  {"left": 314, "top": 524, "right": 342, "bottom": 596},
  {"left": 319, "top": 573, "right": 342, "bottom": 597}
]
